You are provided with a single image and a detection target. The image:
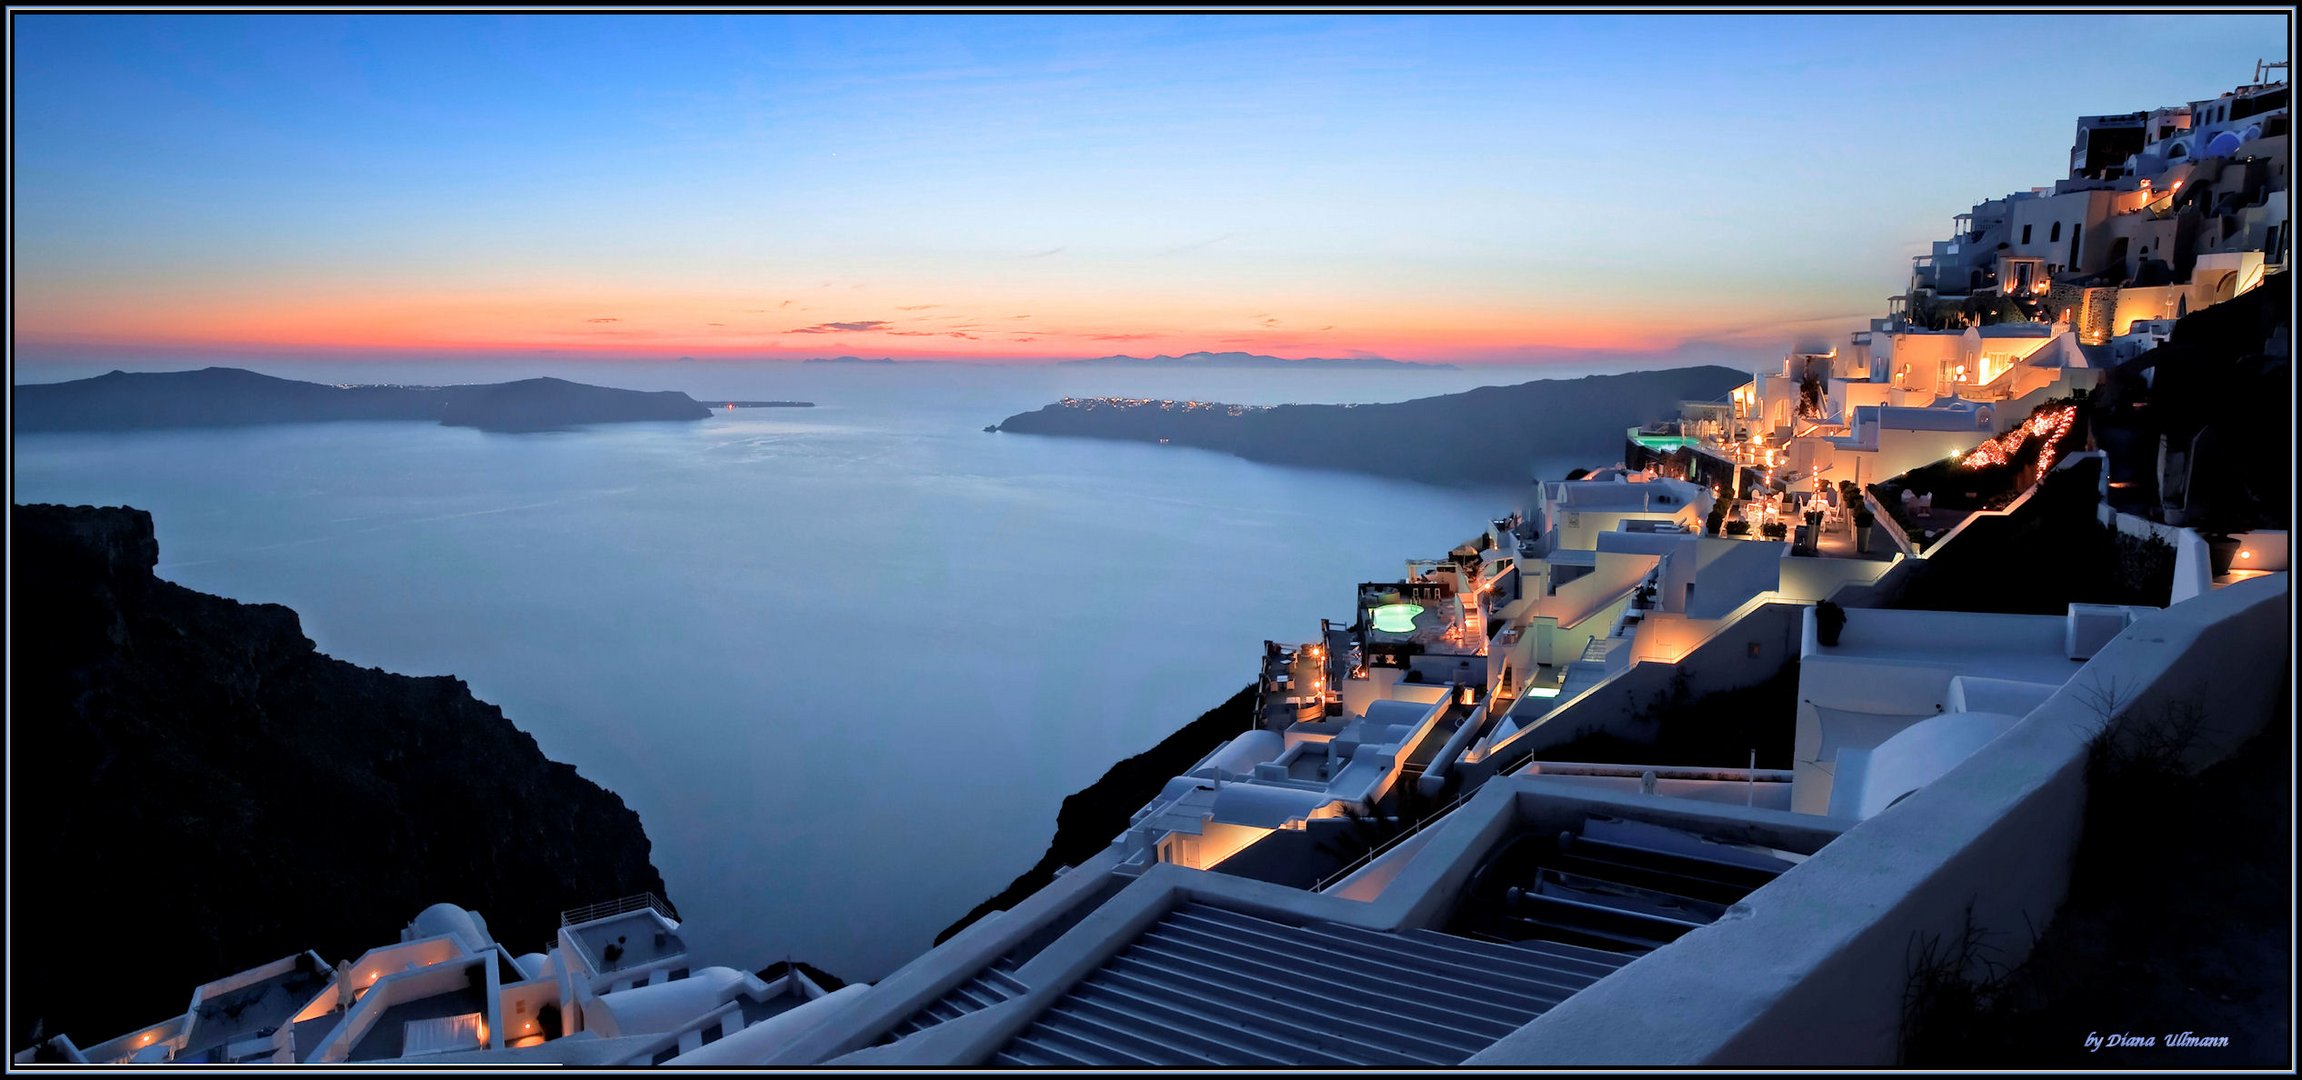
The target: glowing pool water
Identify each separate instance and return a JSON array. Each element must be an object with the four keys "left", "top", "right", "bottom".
[{"left": 1370, "top": 603, "right": 1424, "bottom": 634}]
